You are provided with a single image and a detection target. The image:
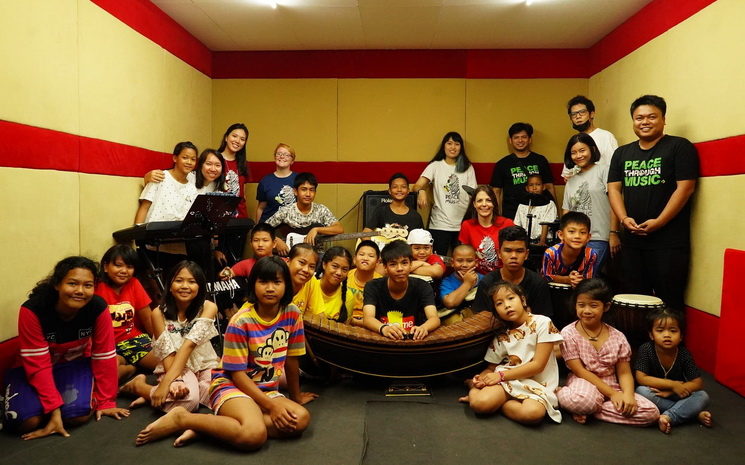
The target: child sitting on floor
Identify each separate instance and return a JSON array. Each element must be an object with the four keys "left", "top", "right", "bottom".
[
  {"left": 541, "top": 211, "right": 598, "bottom": 288},
  {"left": 135, "top": 256, "right": 317, "bottom": 450},
  {"left": 459, "top": 280, "right": 563, "bottom": 424},
  {"left": 557, "top": 278, "right": 659, "bottom": 426},
  {"left": 95, "top": 244, "right": 157, "bottom": 382},
  {"left": 119, "top": 261, "right": 219, "bottom": 419},
  {"left": 362, "top": 241, "right": 440, "bottom": 340},
  {"left": 439, "top": 244, "right": 483, "bottom": 324},
  {"left": 635, "top": 307, "right": 712, "bottom": 434}
]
